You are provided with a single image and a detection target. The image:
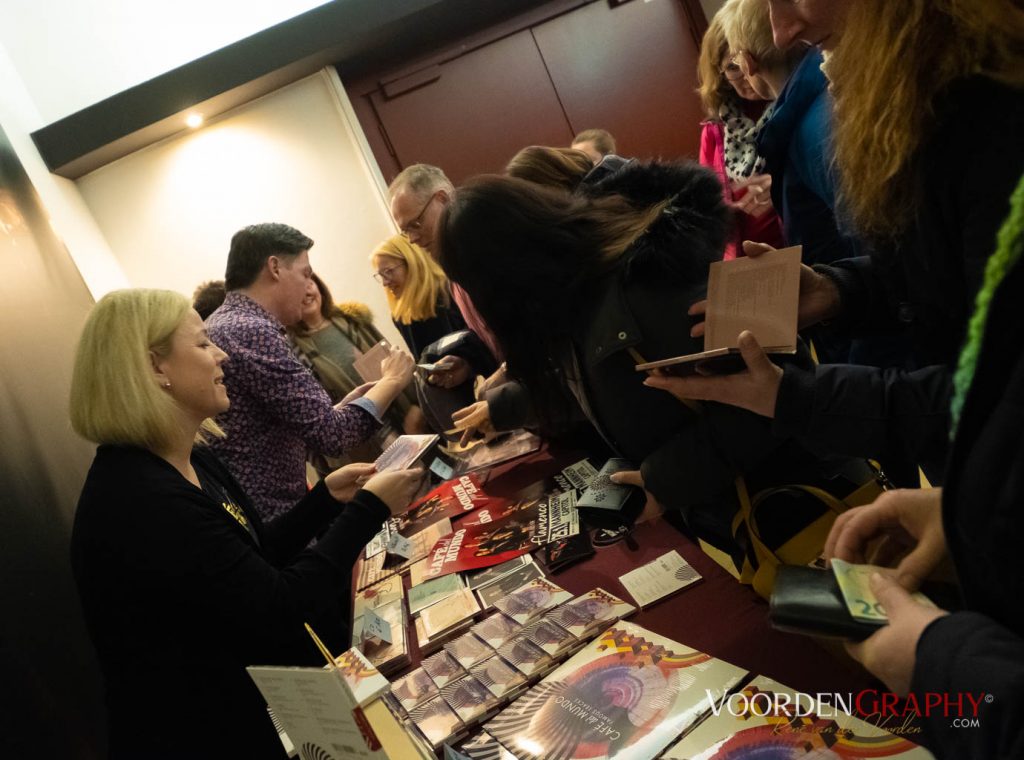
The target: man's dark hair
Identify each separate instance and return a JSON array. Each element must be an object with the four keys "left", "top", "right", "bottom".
[
  {"left": 192, "top": 279, "right": 226, "bottom": 320},
  {"left": 224, "top": 223, "right": 313, "bottom": 290}
]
